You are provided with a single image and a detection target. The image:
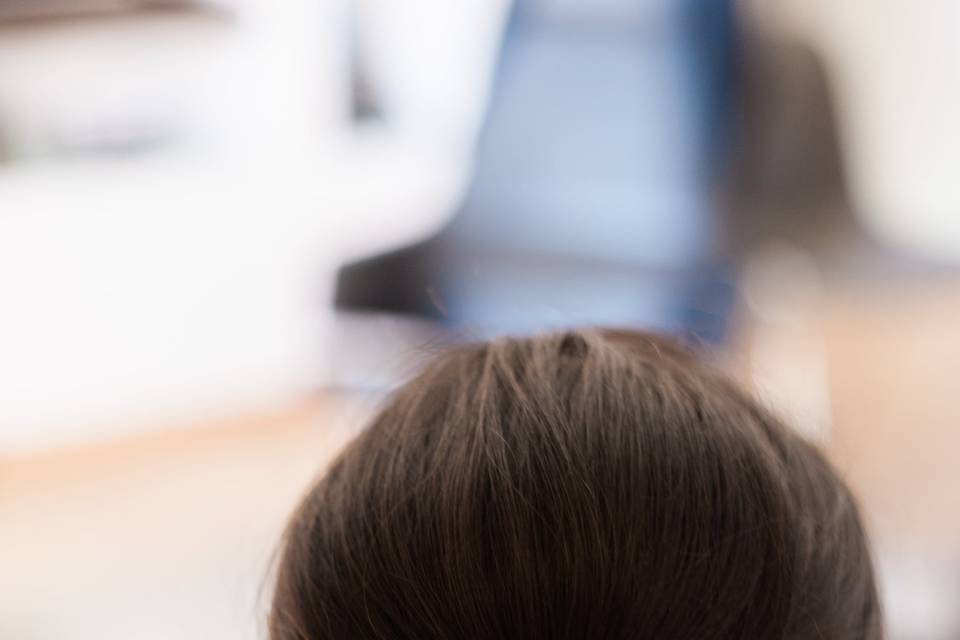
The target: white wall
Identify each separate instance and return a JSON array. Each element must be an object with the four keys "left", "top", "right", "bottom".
[{"left": 0, "top": 2, "right": 476, "bottom": 451}]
